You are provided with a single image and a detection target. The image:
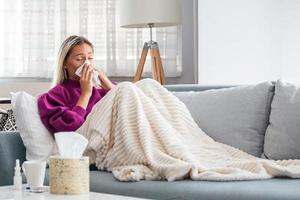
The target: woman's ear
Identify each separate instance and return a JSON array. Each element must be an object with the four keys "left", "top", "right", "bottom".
[{"left": 63, "top": 60, "right": 67, "bottom": 69}]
